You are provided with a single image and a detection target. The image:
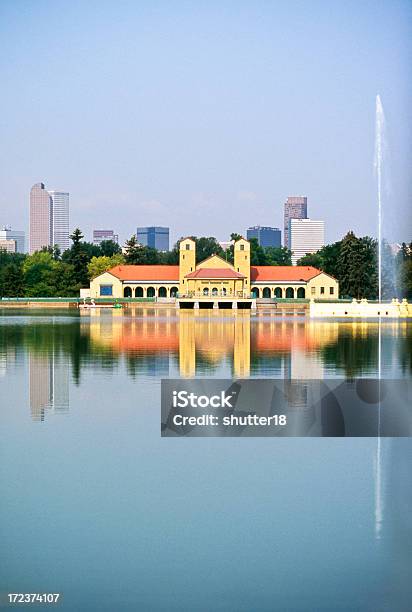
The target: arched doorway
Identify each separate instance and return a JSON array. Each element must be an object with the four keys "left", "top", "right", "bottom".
[
  {"left": 135, "top": 287, "right": 144, "bottom": 297},
  {"left": 147, "top": 287, "right": 155, "bottom": 298},
  {"left": 297, "top": 287, "right": 305, "bottom": 298},
  {"left": 170, "top": 287, "right": 178, "bottom": 297},
  {"left": 274, "top": 287, "right": 282, "bottom": 298},
  {"left": 158, "top": 286, "right": 167, "bottom": 298},
  {"left": 285, "top": 287, "right": 294, "bottom": 298},
  {"left": 251, "top": 287, "right": 259, "bottom": 298},
  {"left": 262, "top": 287, "right": 271, "bottom": 298},
  {"left": 124, "top": 287, "right": 132, "bottom": 297}
]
